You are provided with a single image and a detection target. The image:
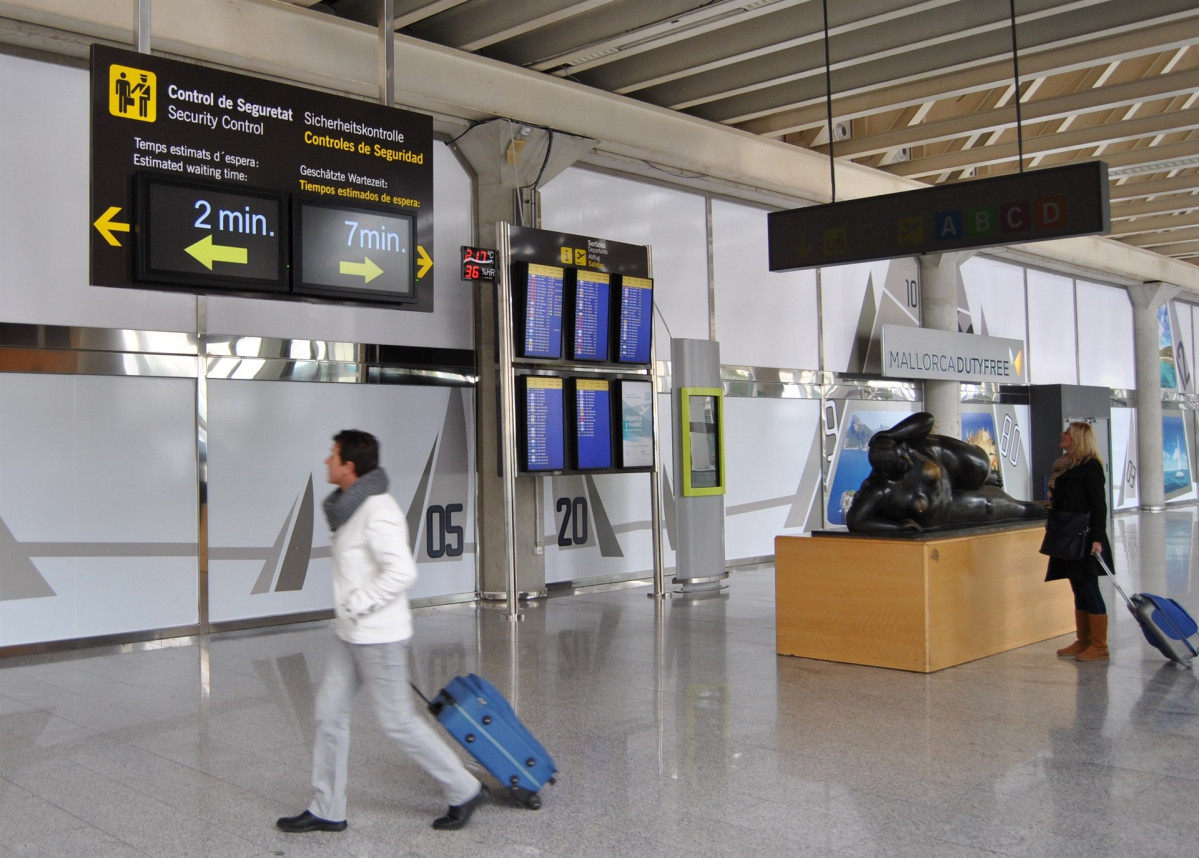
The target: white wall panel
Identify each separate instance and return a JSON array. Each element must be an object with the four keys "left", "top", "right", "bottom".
[
  {"left": 1112, "top": 406, "right": 1138, "bottom": 510},
  {"left": 960, "top": 256, "right": 1028, "bottom": 342},
  {"left": 541, "top": 473, "right": 656, "bottom": 584},
  {"left": 1026, "top": 268, "right": 1078, "bottom": 384},
  {"left": 541, "top": 168, "right": 709, "bottom": 343},
  {"left": 1075, "top": 280, "right": 1134, "bottom": 389},
  {"left": 724, "top": 398, "right": 822, "bottom": 560},
  {"left": 820, "top": 259, "right": 919, "bottom": 373},
  {"left": 205, "top": 142, "right": 473, "bottom": 347},
  {"left": 0, "top": 54, "right": 197, "bottom": 332},
  {"left": 0, "top": 375, "right": 197, "bottom": 647},
  {"left": 207, "top": 381, "right": 475, "bottom": 623},
  {"left": 711, "top": 200, "right": 818, "bottom": 370}
]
